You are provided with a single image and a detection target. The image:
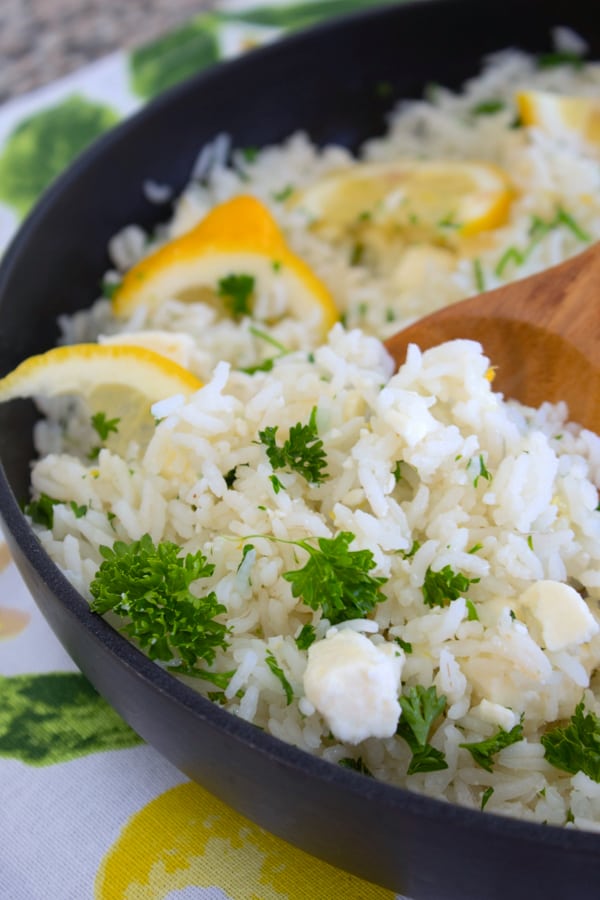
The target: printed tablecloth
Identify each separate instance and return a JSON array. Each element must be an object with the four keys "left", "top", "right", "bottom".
[{"left": 0, "top": 1, "right": 410, "bottom": 898}]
